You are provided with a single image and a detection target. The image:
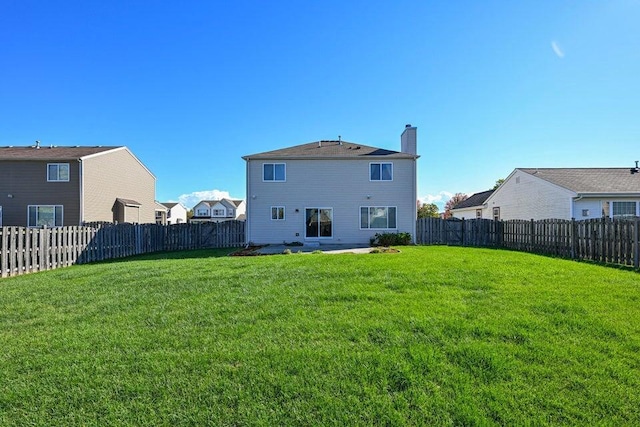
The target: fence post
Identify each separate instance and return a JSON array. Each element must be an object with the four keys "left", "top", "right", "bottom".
[
  {"left": 635, "top": 218, "right": 639, "bottom": 269},
  {"left": 570, "top": 218, "right": 577, "bottom": 260}
]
